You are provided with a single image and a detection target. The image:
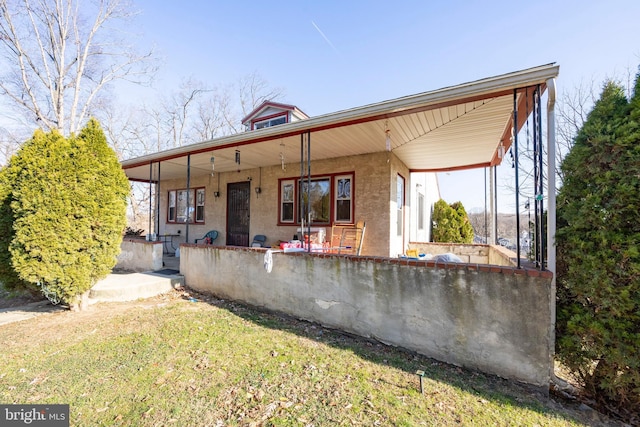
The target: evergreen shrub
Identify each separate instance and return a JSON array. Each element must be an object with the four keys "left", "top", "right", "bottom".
[
  {"left": 556, "top": 75, "right": 640, "bottom": 414},
  {"left": 432, "top": 199, "right": 473, "bottom": 244},
  {"left": 0, "top": 119, "right": 129, "bottom": 309}
]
